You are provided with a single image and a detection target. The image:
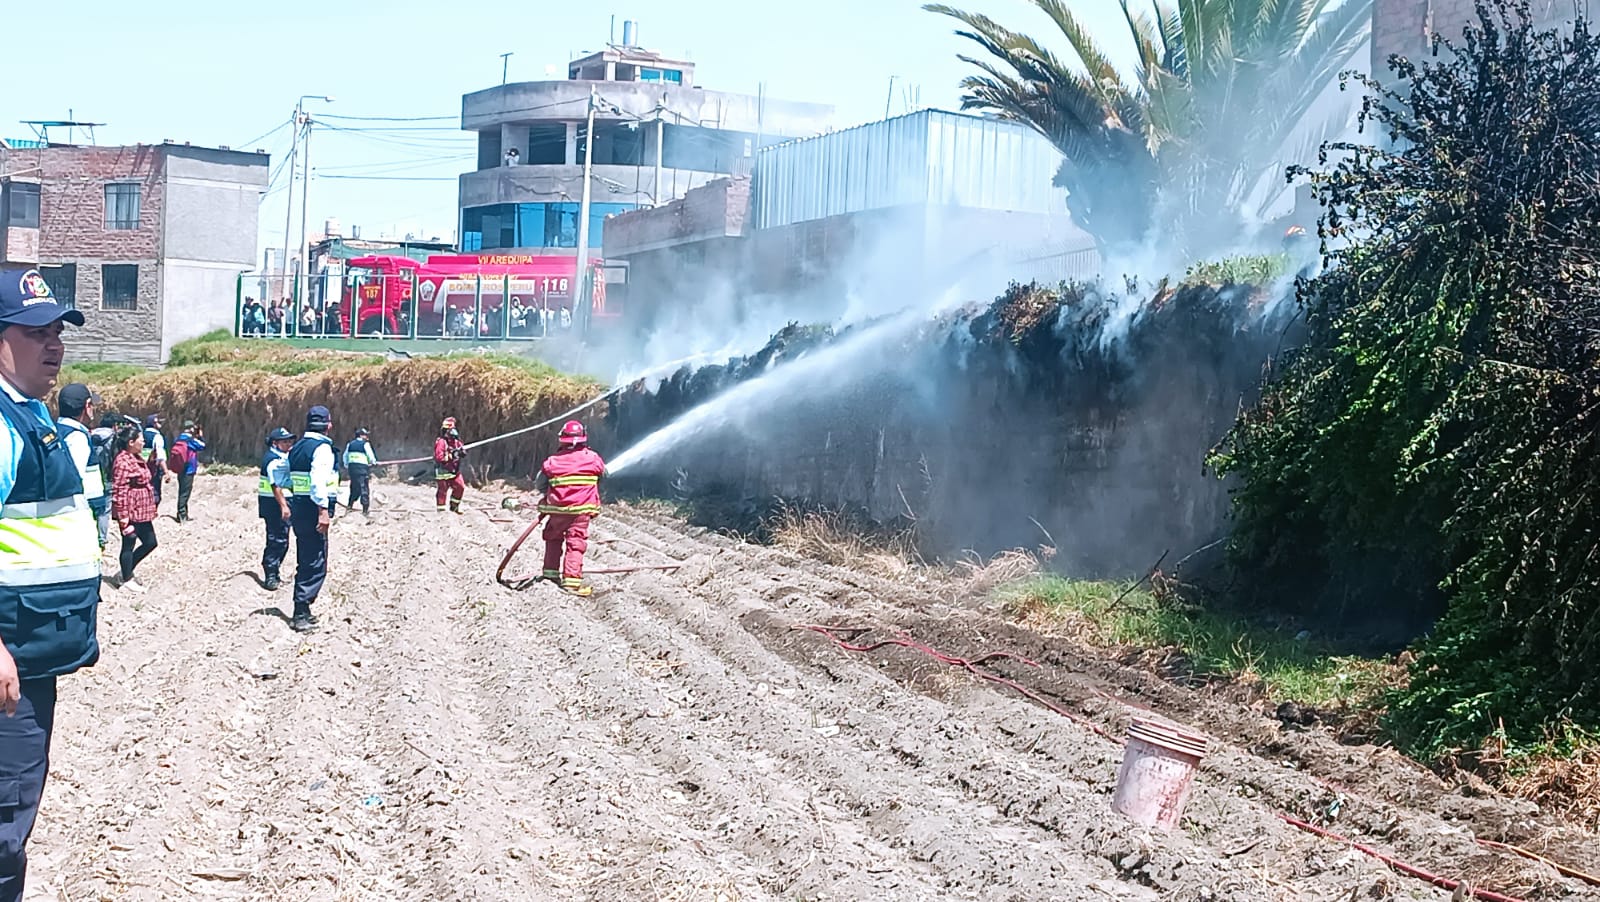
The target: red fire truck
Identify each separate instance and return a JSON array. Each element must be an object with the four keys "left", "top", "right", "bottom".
[{"left": 337, "top": 253, "right": 609, "bottom": 337}]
